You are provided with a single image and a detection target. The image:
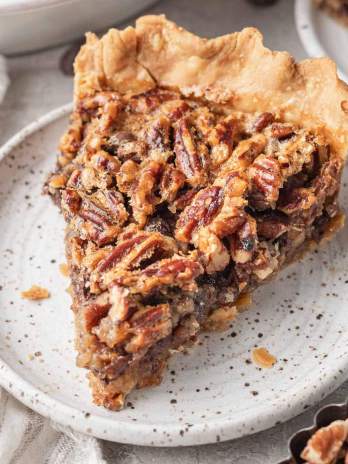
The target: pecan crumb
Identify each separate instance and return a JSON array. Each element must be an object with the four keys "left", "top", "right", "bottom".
[
  {"left": 48, "top": 174, "right": 67, "bottom": 189},
  {"left": 251, "top": 347, "right": 277, "bottom": 368},
  {"left": 59, "top": 263, "right": 70, "bottom": 277},
  {"left": 21, "top": 285, "right": 50, "bottom": 300},
  {"left": 235, "top": 292, "right": 252, "bottom": 311}
]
